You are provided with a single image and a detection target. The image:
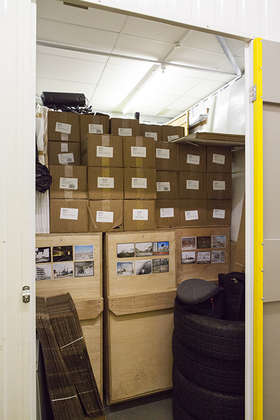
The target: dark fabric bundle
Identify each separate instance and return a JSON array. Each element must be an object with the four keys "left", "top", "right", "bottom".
[
  {"left": 46, "top": 294, "right": 104, "bottom": 418},
  {"left": 219, "top": 272, "right": 245, "bottom": 321},
  {"left": 176, "top": 278, "right": 225, "bottom": 319},
  {"left": 36, "top": 161, "right": 52, "bottom": 193}
]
